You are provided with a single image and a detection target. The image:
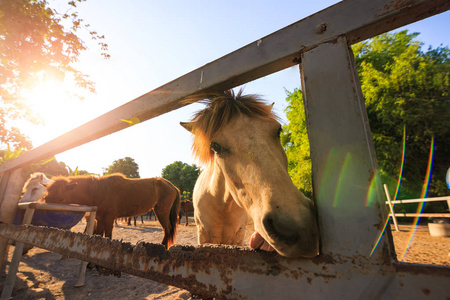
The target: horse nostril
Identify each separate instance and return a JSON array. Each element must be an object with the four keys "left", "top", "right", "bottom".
[
  {"left": 262, "top": 215, "right": 276, "bottom": 236},
  {"left": 262, "top": 214, "right": 299, "bottom": 246}
]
